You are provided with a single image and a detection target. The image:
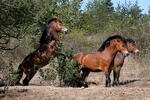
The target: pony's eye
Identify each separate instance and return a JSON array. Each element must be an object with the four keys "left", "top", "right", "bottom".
[
  {"left": 57, "top": 24, "right": 61, "bottom": 28},
  {"left": 122, "top": 44, "right": 125, "bottom": 47}
]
